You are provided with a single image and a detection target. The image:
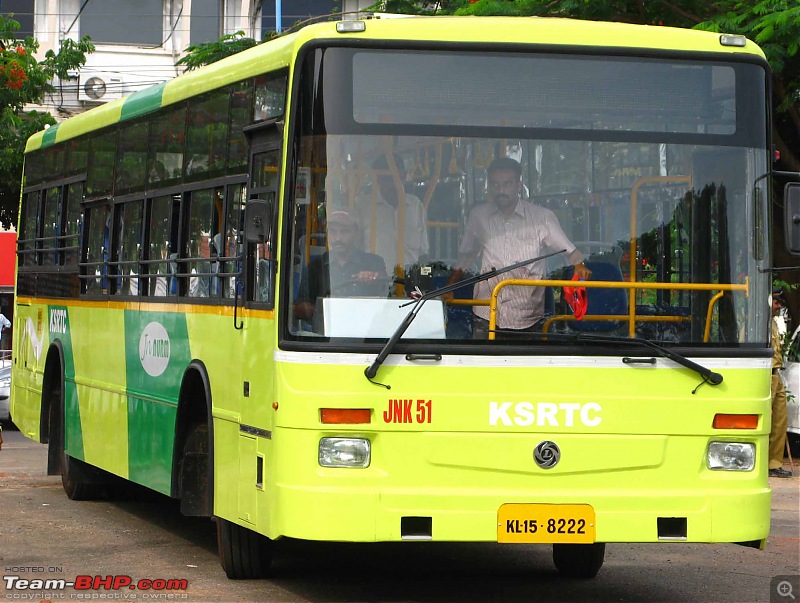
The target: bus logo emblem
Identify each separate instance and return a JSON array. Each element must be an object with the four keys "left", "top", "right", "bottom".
[
  {"left": 533, "top": 441, "right": 560, "bottom": 469},
  {"left": 139, "top": 321, "right": 171, "bottom": 377}
]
